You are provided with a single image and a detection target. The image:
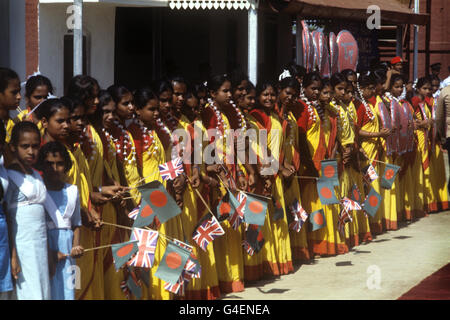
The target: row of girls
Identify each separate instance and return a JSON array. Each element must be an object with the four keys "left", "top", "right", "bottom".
[{"left": 0, "top": 64, "right": 448, "bottom": 300}]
